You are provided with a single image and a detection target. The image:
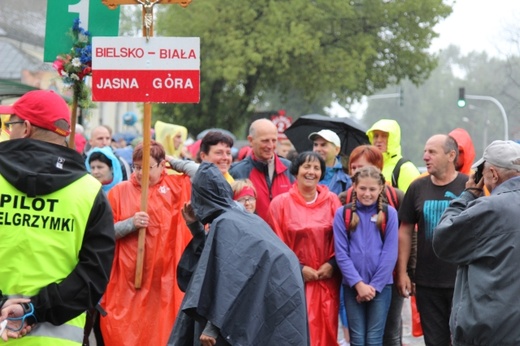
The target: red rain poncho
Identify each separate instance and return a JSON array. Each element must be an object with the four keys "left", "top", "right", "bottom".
[
  {"left": 267, "top": 184, "right": 342, "bottom": 346},
  {"left": 100, "top": 172, "right": 192, "bottom": 346}
]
